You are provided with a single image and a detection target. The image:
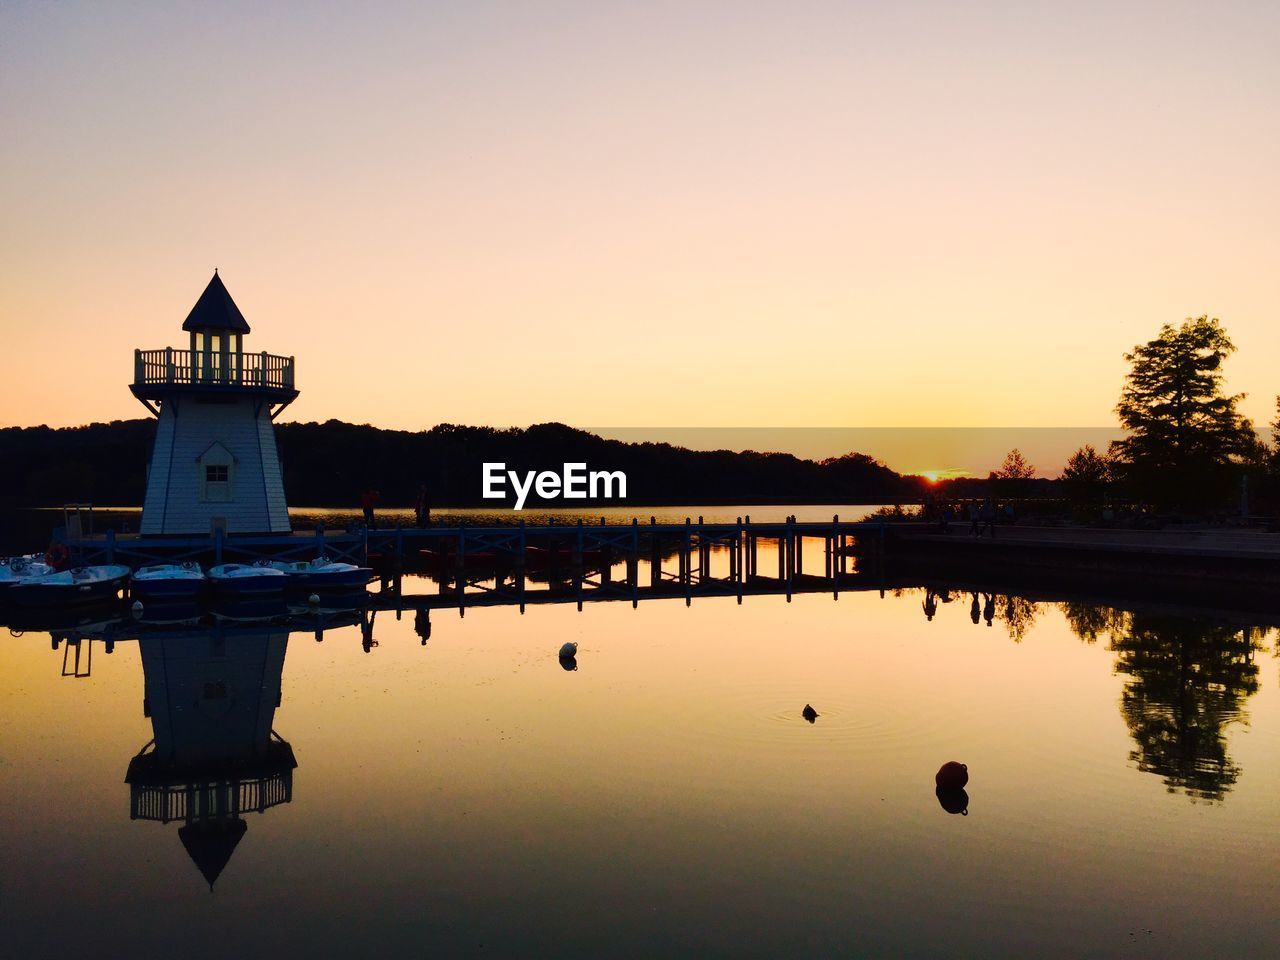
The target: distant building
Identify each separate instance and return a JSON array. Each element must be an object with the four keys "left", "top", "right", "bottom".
[{"left": 131, "top": 272, "right": 297, "bottom": 534}]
